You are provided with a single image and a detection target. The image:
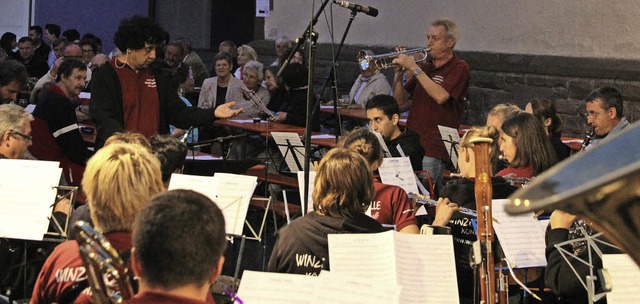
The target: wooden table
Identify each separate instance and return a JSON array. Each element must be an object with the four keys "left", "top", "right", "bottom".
[
  {"left": 245, "top": 165, "right": 299, "bottom": 188},
  {"left": 320, "top": 106, "right": 409, "bottom": 127},
  {"left": 214, "top": 117, "right": 306, "bottom": 134}
]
